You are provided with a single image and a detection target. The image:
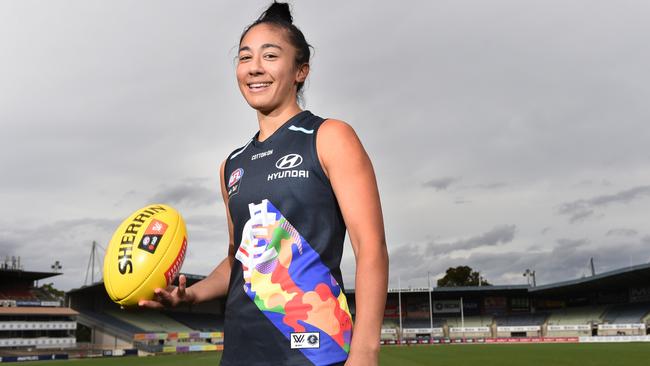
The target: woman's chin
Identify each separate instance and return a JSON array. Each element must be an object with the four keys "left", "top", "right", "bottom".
[{"left": 246, "top": 99, "right": 279, "bottom": 114}]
